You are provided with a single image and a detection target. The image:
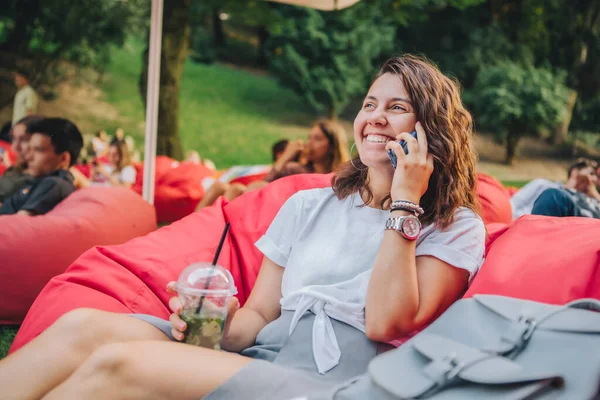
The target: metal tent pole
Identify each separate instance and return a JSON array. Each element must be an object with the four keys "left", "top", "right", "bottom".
[{"left": 142, "top": 0, "right": 164, "bottom": 204}]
